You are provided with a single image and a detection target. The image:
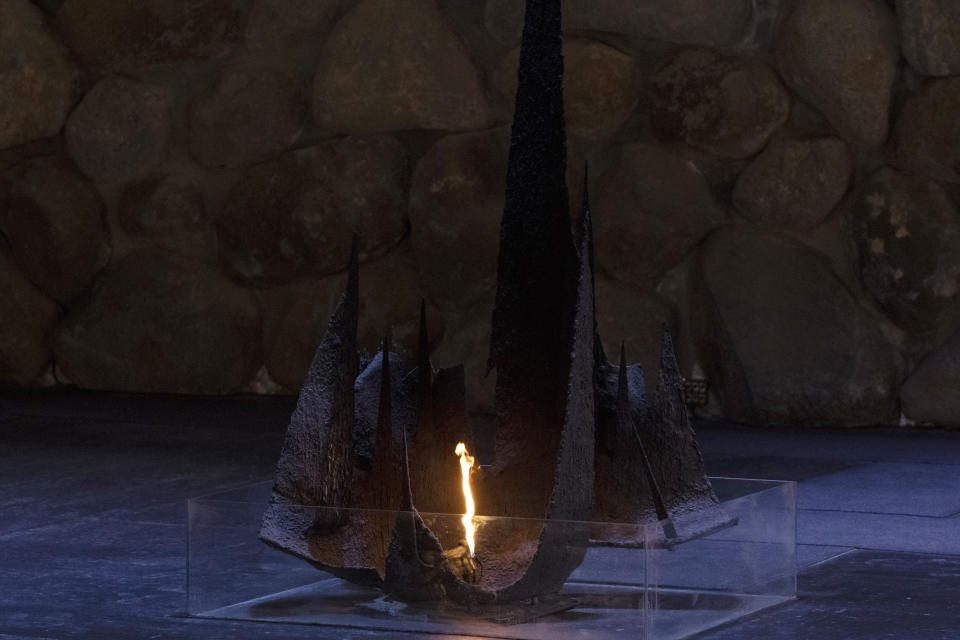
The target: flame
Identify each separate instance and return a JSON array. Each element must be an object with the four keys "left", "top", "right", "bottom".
[{"left": 454, "top": 442, "right": 477, "bottom": 557}]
